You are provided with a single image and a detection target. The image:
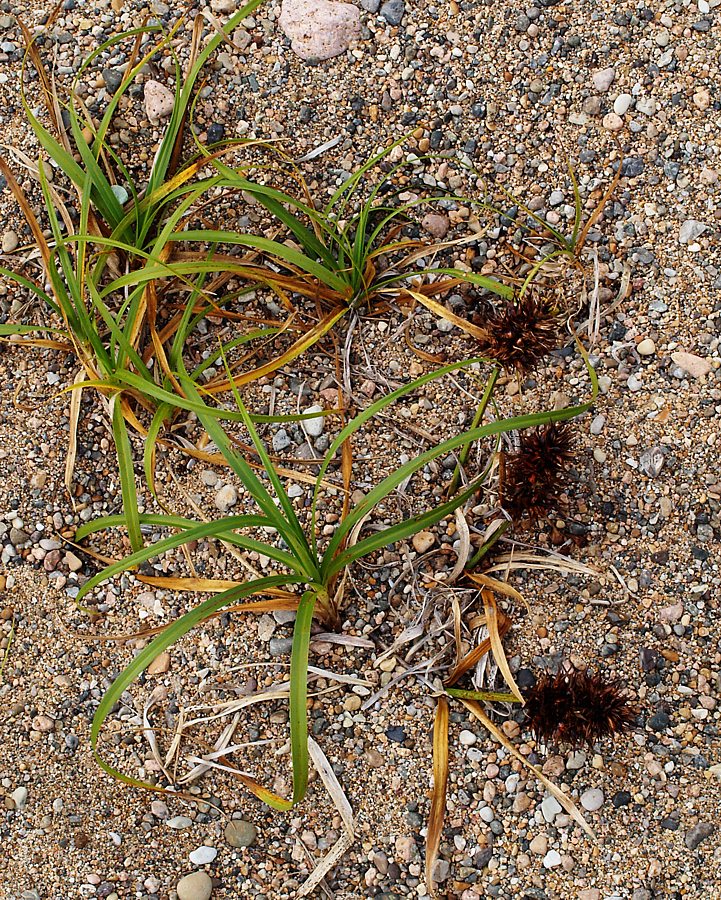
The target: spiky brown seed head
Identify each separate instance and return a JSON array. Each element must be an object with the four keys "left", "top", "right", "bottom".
[
  {"left": 524, "top": 667, "right": 636, "bottom": 747},
  {"left": 478, "top": 293, "right": 562, "bottom": 373},
  {"left": 502, "top": 422, "right": 575, "bottom": 520}
]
